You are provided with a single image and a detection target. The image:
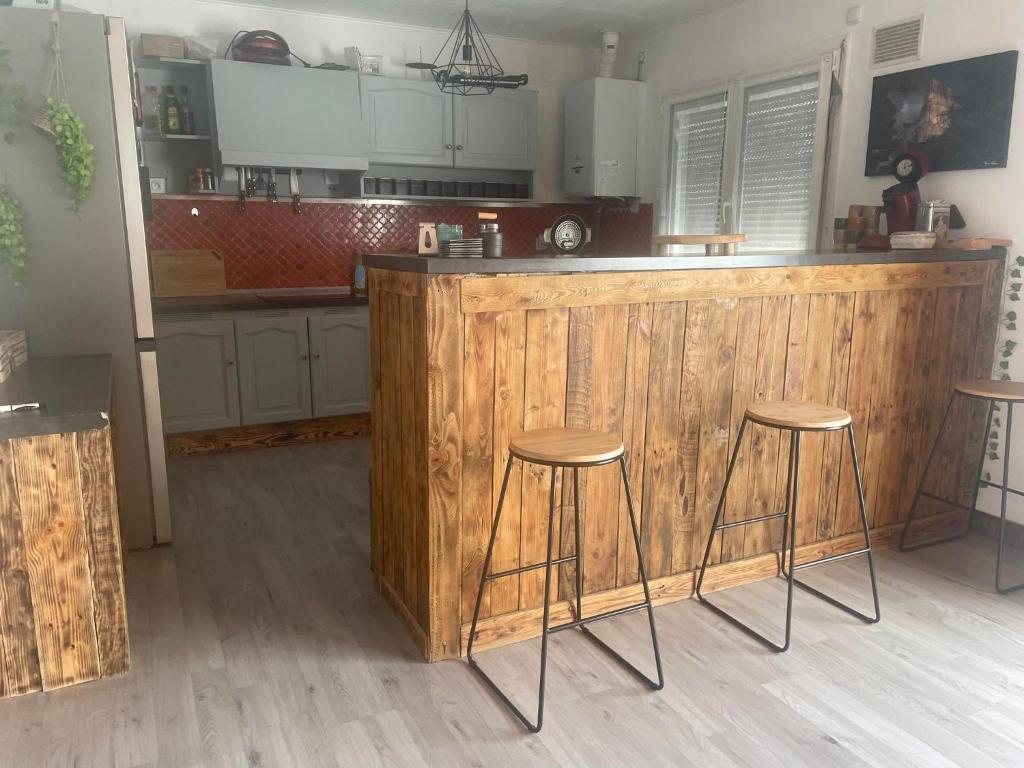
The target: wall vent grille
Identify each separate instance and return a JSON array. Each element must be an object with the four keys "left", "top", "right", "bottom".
[{"left": 871, "top": 16, "right": 924, "bottom": 68}]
